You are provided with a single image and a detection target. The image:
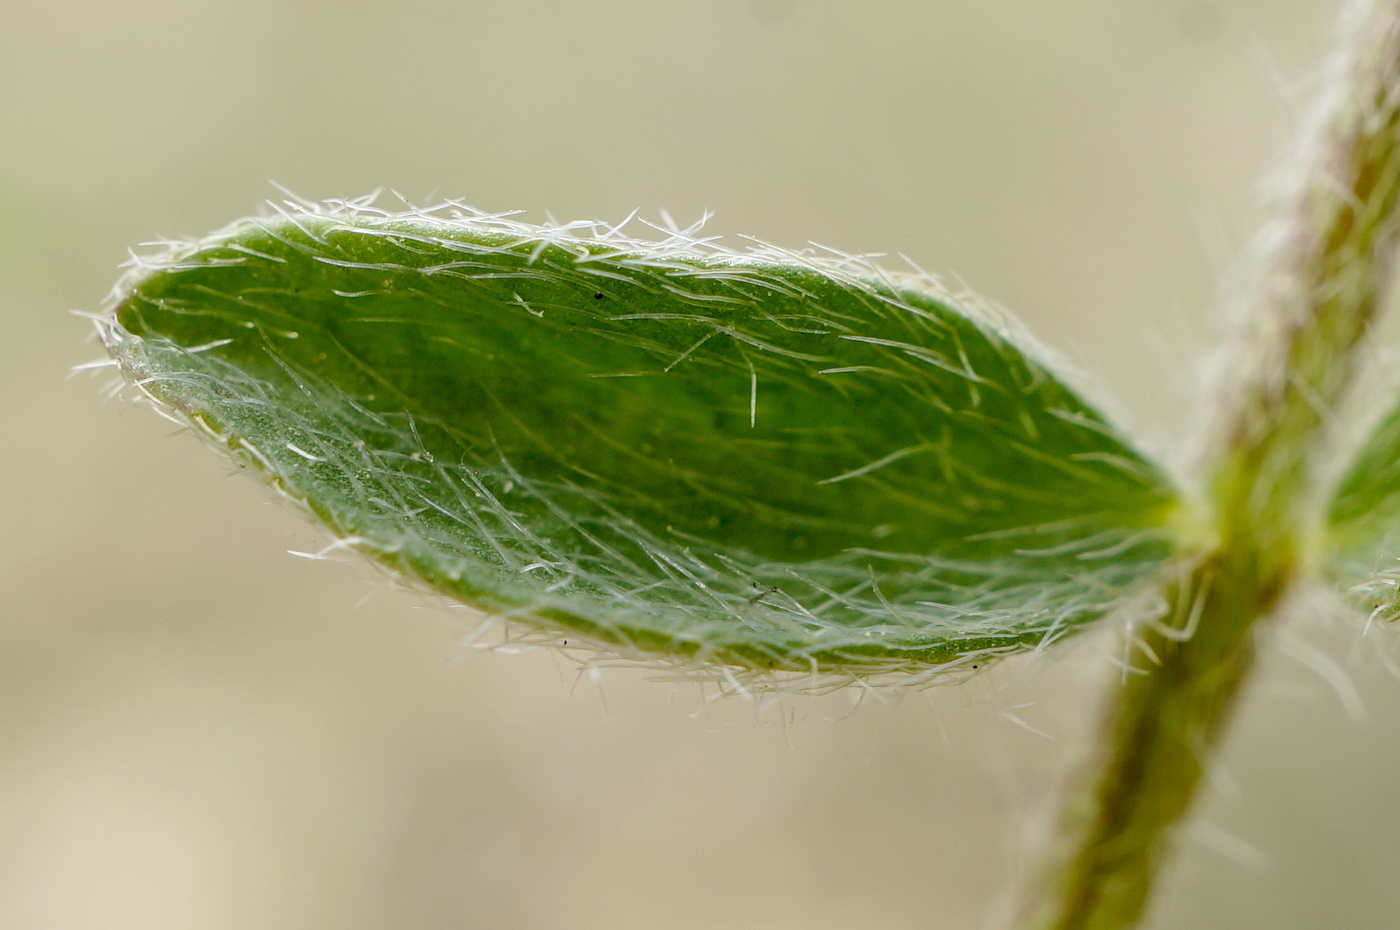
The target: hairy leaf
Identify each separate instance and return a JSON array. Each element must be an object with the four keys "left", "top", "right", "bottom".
[
  {"left": 1325, "top": 392, "right": 1400, "bottom": 616},
  {"left": 102, "top": 205, "right": 1181, "bottom": 674}
]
